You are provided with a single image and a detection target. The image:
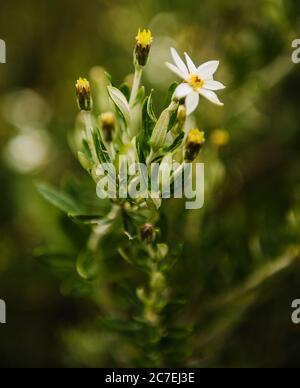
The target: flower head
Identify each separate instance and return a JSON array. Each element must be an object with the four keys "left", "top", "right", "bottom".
[
  {"left": 75, "top": 77, "right": 92, "bottom": 111},
  {"left": 134, "top": 29, "right": 153, "bottom": 67},
  {"left": 100, "top": 112, "right": 116, "bottom": 142},
  {"left": 185, "top": 128, "right": 206, "bottom": 161},
  {"left": 210, "top": 129, "right": 230, "bottom": 148},
  {"left": 166, "top": 48, "right": 225, "bottom": 115},
  {"left": 136, "top": 29, "right": 153, "bottom": 48}
]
